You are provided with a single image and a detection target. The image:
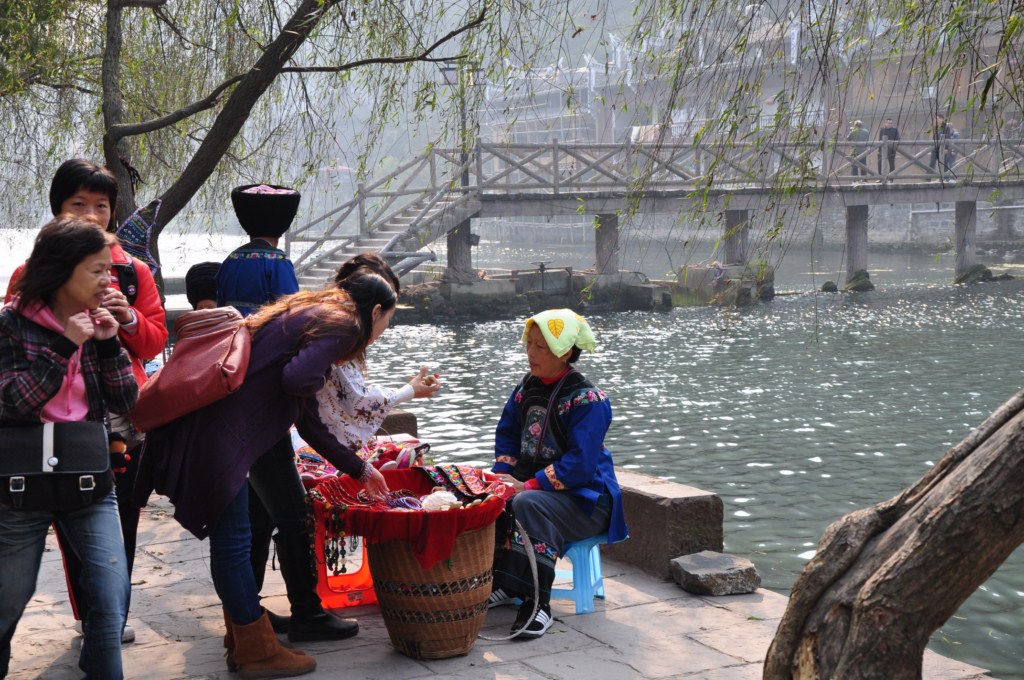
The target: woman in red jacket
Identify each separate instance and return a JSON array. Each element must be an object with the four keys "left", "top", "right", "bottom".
[{"left": 4, "top": 159, "right": 168, "bottom": 643}]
